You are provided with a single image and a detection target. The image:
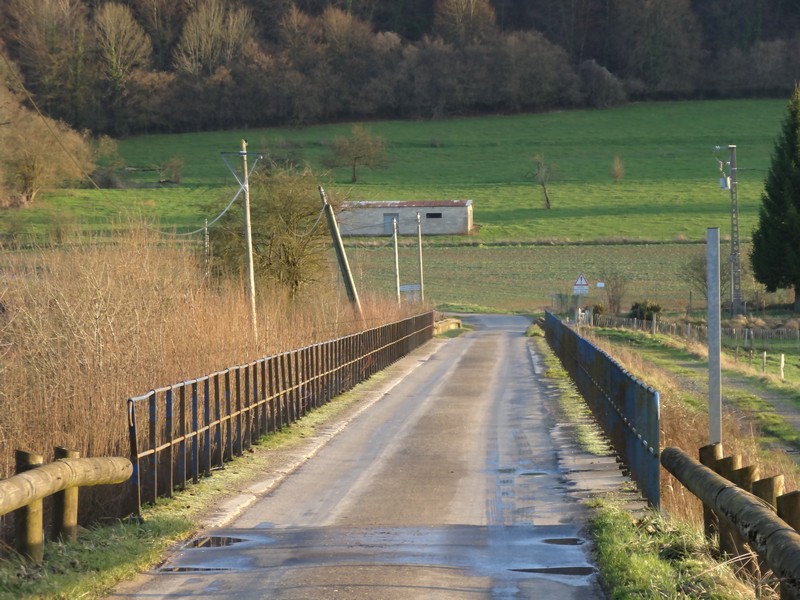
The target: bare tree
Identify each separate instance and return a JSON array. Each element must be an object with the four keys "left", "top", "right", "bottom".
[
  {"left": 173, "top": 0, "right": 254, "bottom": 78},
  {"left": 532, "top": 154, "right": 552, "bottom": 209},
  {"left": 598, "top": 267, "right": 629, "bottom": 315},
  {"left": 327, "top": 124, "right": 388, "bottom": 183},
  {"left": 433, "top": 0, "right": 497, "bottom": 45},
  {"left": 5, "top": 0, "right": 94, "bottom": 126},
  {"left": 681, "top": 250, "right": 731, "bottom": 305},
  {"left": 95, "top": 3, "right": 153, "bottom": 133},
  {"left": 0, "top": 97, "right": 93, "bottom": 205}
]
